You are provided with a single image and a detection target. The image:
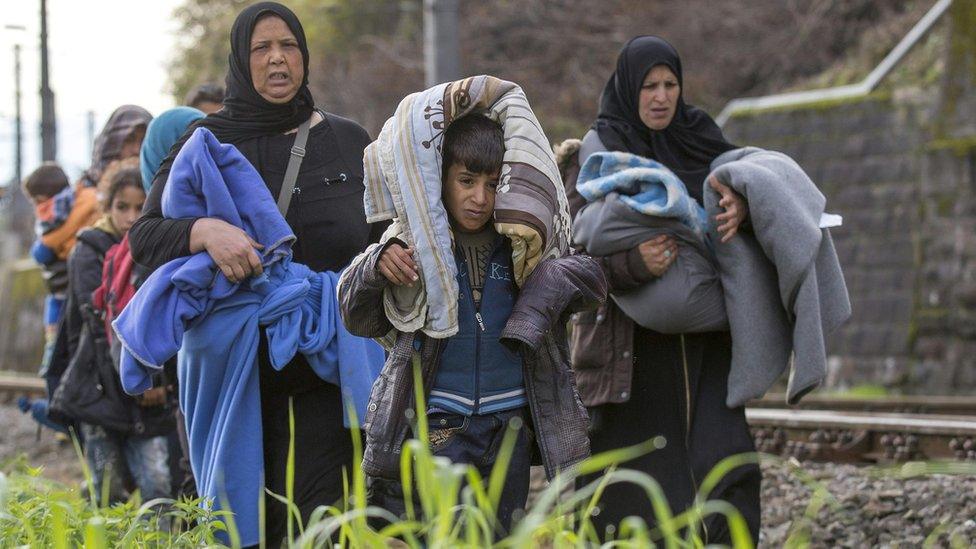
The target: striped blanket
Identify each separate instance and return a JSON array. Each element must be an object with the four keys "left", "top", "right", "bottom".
[
  {"left": 362, "top": 75, "right": 570, "bottom": 338},
  {"left": 576, "top": 151, "right": 708, "bottom": 241}
]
